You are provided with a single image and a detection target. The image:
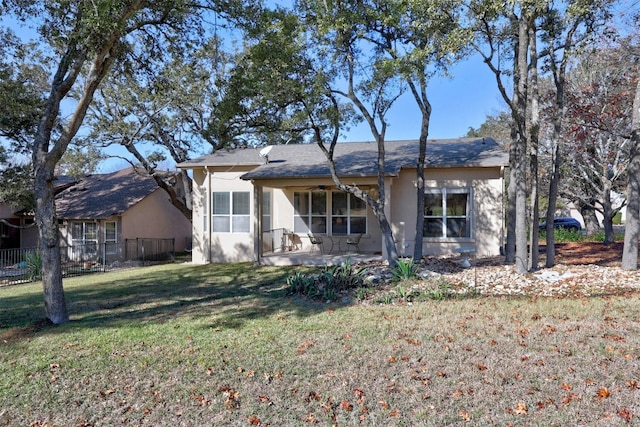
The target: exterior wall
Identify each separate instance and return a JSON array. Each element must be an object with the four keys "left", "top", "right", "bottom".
[
  {"left": 191, "top": 167, "right": 257, "bottom": 263},
  {"left": 188, "top": 166, "right": 504, "bottom": 263},
  {"left": 20, "top": 222, "right": 38, "bottom": 249},
  {"left": 390, "top": 167, "right": 504, "bottom": 257},
  {"left": 121, "top": 189, "right": 192, "bottom": 252},
  {"left": 0, "top": 203, "right": 37, "bottom": 249},
  {"left": 0, "top": 203, "right": 14, "bottom": 218}
]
